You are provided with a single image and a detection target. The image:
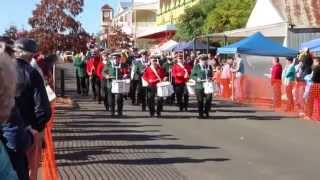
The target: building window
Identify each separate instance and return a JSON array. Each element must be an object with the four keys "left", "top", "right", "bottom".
[{"left": 103, "top": 11, "right": 111, "bottom": 22}]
